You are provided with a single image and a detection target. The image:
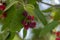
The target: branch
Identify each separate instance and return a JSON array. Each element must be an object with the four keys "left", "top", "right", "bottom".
[
  {"left": 40, "top": 2, "right": 54, "bottom": 6},
  {"left": 40, "top": 2, "right": 60, "bottom": 8}
]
